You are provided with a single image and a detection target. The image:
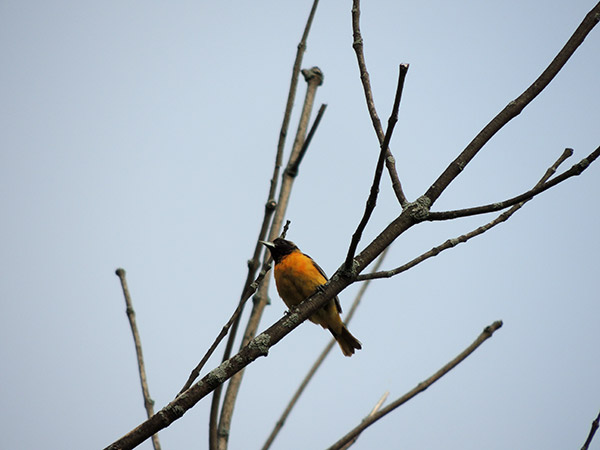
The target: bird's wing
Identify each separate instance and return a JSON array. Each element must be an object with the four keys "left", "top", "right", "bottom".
[{"left": 305, "top": 253, "right": 343, "bottom": 314}]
